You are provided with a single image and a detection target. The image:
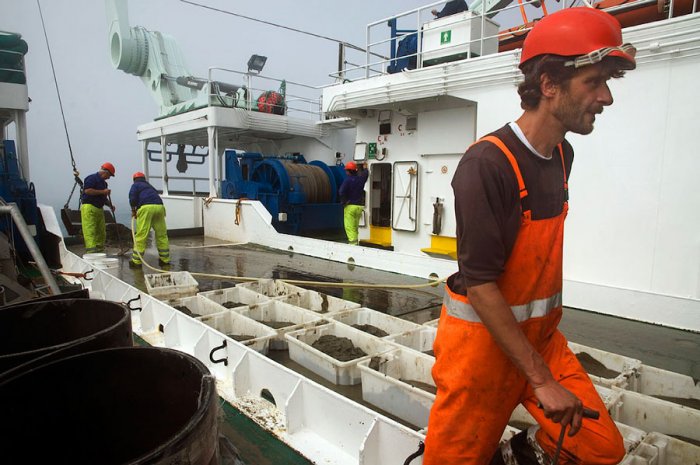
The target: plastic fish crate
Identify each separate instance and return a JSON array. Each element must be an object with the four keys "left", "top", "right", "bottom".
[
  {"left": 237, "top": 279, "right": 305, "bottom": 298},
  {"left": 386, "top": 325, "right": 437, "bottom": 356},
  {"left": 608, "top": 387, "right": 700, "bottom": 444},
  {"left": 423, "top": 318, "right": 439, "bottom": 328},
  {"left": 635, "top": 364, "right": 700, "bottom": 403},
  {"left": 198, "top": 285, "right": 271, "bottom": 309},
  {"left": 617, "top": 423, "right": 648, "bottom": 455},
  {"left": 241, "top": 300, "right": 326, "bottom": 350},
  {"left": 145, "top": 271, "right": 198, "bottom": 301},
  {"left": 329, "top": 307, "right": 422, "bottom": 338},
  {"left": 275, "top": 289, "right": 360, "bottom": 314},
  {"left": 284, "top": 321, "right": 395, "bottom": 385},
  {"left": 357, "top": 348, "right": 436, "bottom": 429},
  {"left": 171, "top": 295, "right": 229, "bottom": 319},
  {"left": 569, "top": 341, "right": 641, "bottom": 389},
  {"left": 620, "top": 432, "right": 700, "bottom": 465},
  {"left": 197, "top": 310, "right": 276, "bottom": 355}
]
